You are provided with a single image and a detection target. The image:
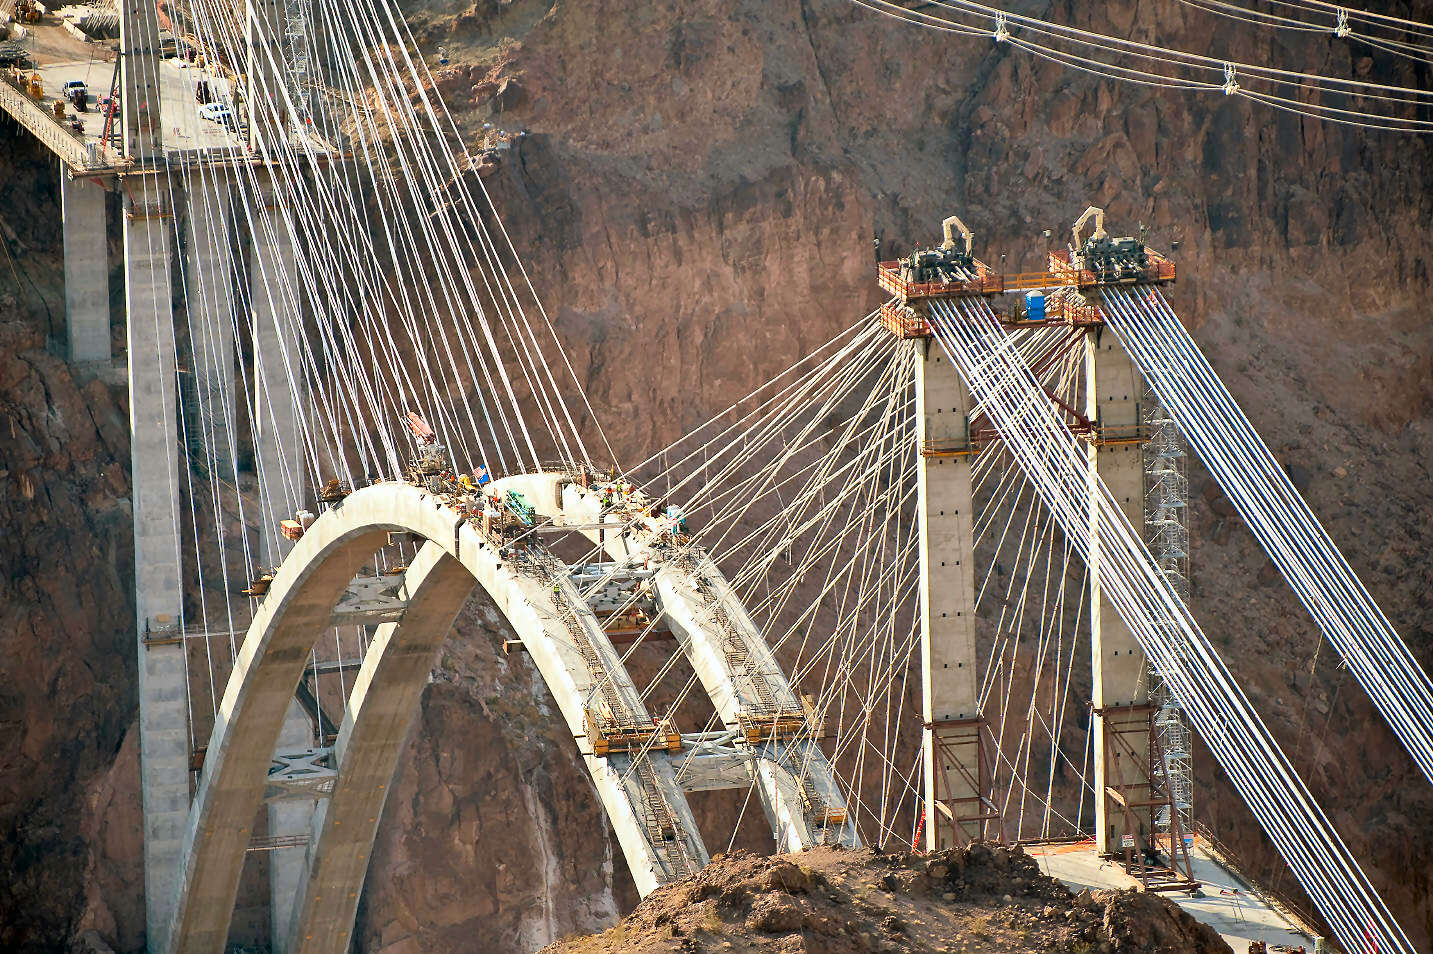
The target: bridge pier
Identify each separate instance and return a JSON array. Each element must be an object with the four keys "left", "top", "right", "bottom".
[
  {"left": 126, "top": 181, "right": 189, "bottom": 954},
  {"left": 1084, "top": 326, "right": 1151, "bottom": 856},
  {"left": 250, "top": 182, "right": 306, "bottom": 566},
  {"left": 182, "top": 171, "right": 239, "bottom": 483},
  {"left": 60, "top": 165, "right": 110, "bottom": 363},
  {"left": 914, "top": 339, "right": 987, "bottom": 849},
  {"left": 243, "top": 179, "right": 316, "bottom": 952}
]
